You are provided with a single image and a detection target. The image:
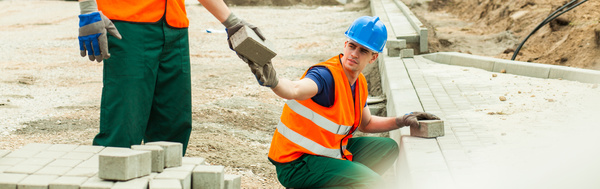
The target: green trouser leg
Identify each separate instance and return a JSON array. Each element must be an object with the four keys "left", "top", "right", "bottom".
[
  {"left": 273, "top": 137, "right": 399, "bottom": 188},
  {"left": 92, "top": 20, "right": 192, "bottom": 155}
]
